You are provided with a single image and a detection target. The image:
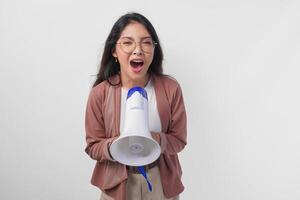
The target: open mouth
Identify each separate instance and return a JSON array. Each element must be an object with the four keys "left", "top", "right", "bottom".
[{"left": 130, "top": 60, "right": 144, "bottom": 73}]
